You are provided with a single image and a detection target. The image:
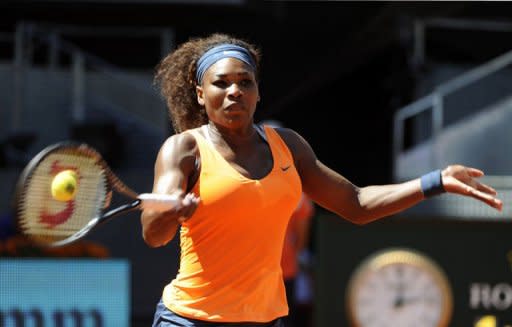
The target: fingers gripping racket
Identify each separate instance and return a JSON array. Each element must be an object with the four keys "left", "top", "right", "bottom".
[{"left": 14, "top": 142, "right": 179, "bottom": 247}]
